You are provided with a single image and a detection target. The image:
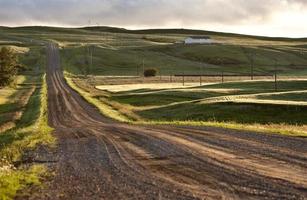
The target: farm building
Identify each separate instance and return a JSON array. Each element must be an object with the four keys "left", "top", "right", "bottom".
[{"left": 184, "top": 36, "right": 213, "bottom": 44}]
